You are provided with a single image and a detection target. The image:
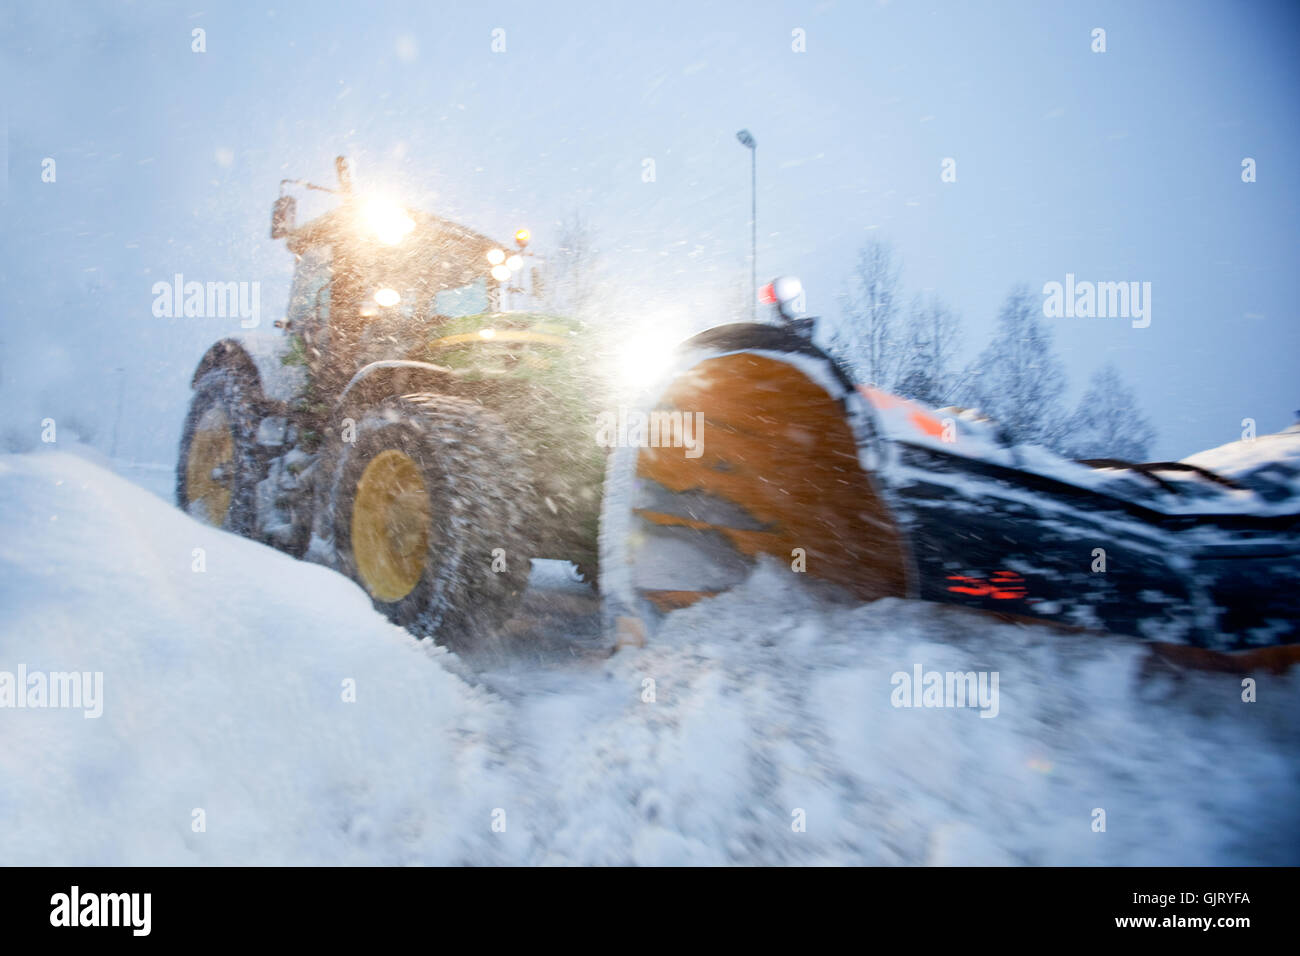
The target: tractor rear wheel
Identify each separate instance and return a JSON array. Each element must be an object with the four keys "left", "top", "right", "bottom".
[
  {"left": 176, "top": 367, "right": 265, "bottom": 535},
  {"left": 329, "top": 393, "right": 536, "bottom": 649}
]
